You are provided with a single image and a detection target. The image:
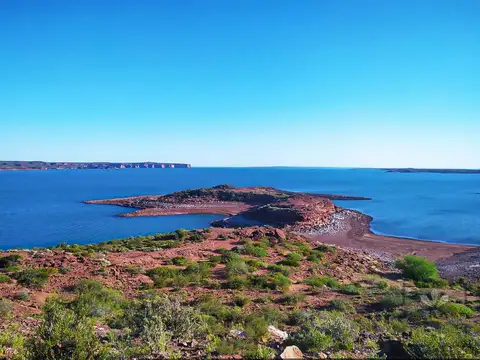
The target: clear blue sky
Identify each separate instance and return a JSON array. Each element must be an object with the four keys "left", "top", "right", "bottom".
[{"left": 1, "top": 0, "right": 479, "bottom": 167}]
